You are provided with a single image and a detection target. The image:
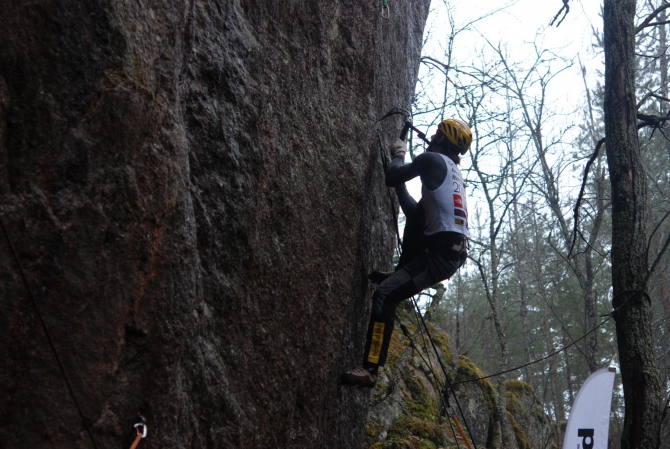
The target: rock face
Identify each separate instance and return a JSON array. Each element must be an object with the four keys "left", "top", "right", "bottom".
[
  {"left": 363, "top": 307, "right": 557, "bottom": 449},
  {"left": 0, "top": 1, "right": 430, "bottom": 448}
]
